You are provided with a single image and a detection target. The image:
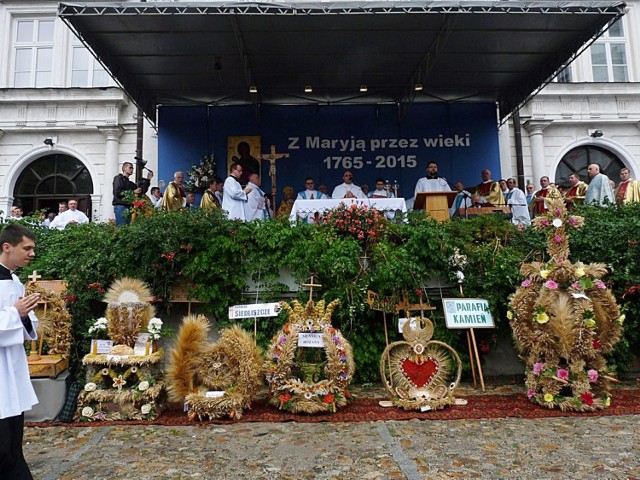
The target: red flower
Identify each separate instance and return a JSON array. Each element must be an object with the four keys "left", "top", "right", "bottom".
[
  {"left": 160, "top": 251, "right": 176, "bottom": 262},
  {"left": 580, "top": 392, "right": 594, "bottom": 406},
  {"left": 279, "top": 393, "right": 292, "bottom": 403},
  {"left": 63, "top": 293, "right": 77, "bottom": 304},
  {"left": 344, "top": 390, "right": 351, "bottom": 399},
  {"left": 323, "top": 394, "right": 335, "bottom": 404},
  {"left": 592, "top": 339, "right": 601, "bottom": 350}
]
